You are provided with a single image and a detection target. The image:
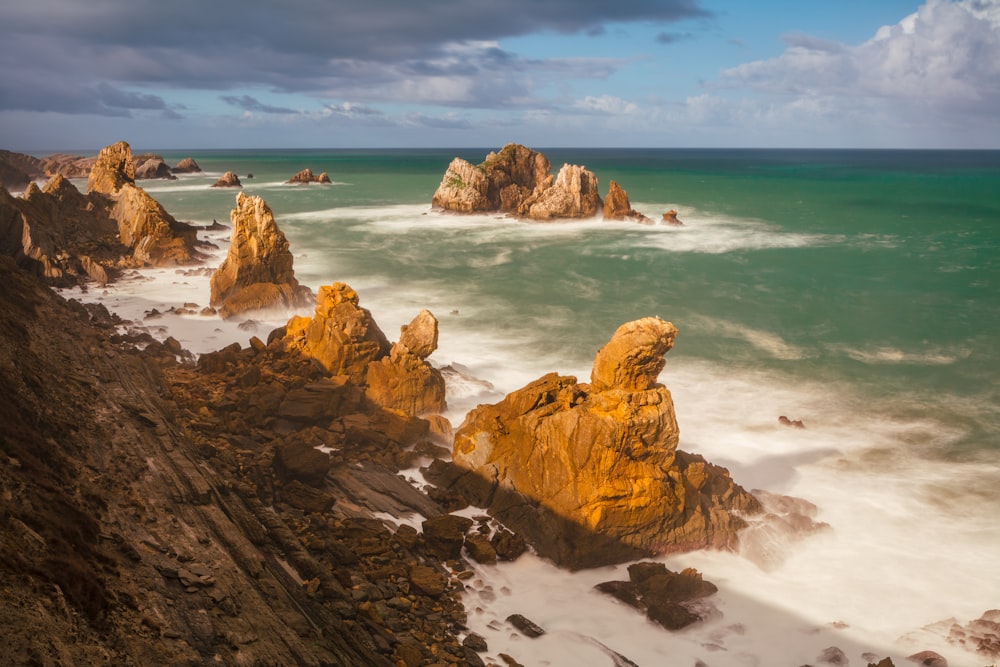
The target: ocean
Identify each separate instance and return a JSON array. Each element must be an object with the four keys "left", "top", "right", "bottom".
[{"left": 63, "top": 147, "right": 1000, "bottom": 666}]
